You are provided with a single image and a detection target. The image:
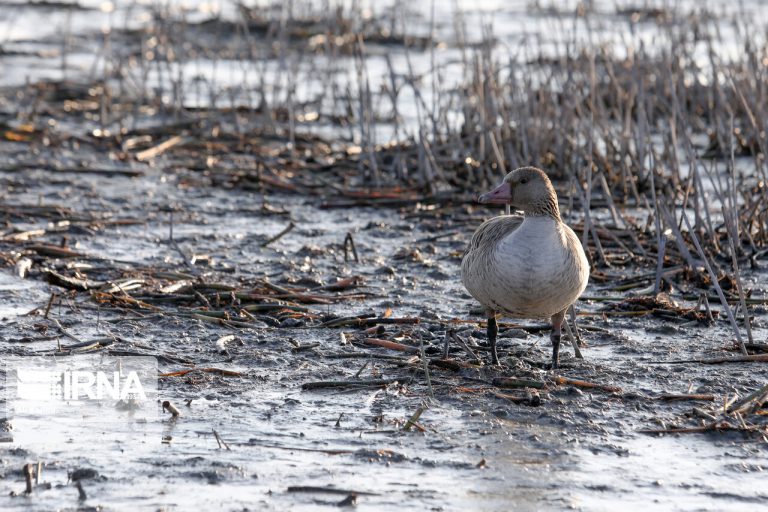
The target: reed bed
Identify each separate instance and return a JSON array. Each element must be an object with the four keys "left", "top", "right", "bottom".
[
  {"left": 108, "top": 2, "right": 768, "bottom": 250},
  {"left": 3, "top": 3, "right": 766, "bottom": 345},
  {"left": 90, "top": 2, "right": 765, "bottom": 347}
]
